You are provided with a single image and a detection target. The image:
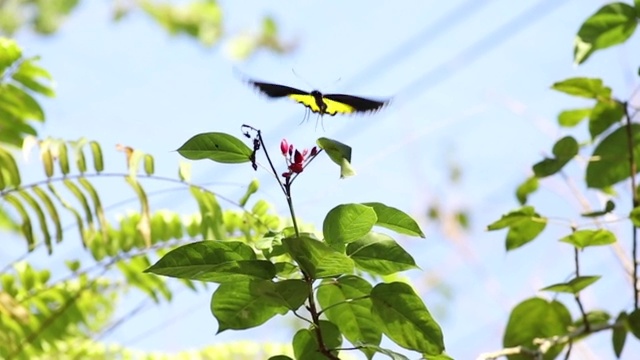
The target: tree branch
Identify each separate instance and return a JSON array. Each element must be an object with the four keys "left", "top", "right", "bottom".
[{"left": 622, "top": 101, "right": 639, "bottom": 309}]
